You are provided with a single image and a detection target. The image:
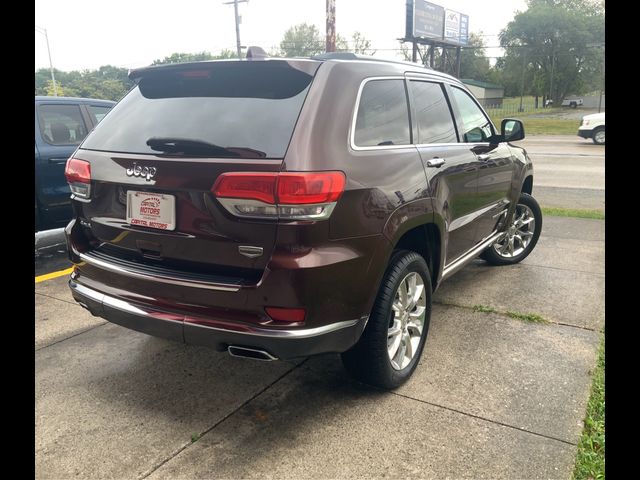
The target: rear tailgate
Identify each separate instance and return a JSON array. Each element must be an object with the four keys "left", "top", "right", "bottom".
[{"left": 70, "top": 59, "right": 320, "bottom": 285}]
